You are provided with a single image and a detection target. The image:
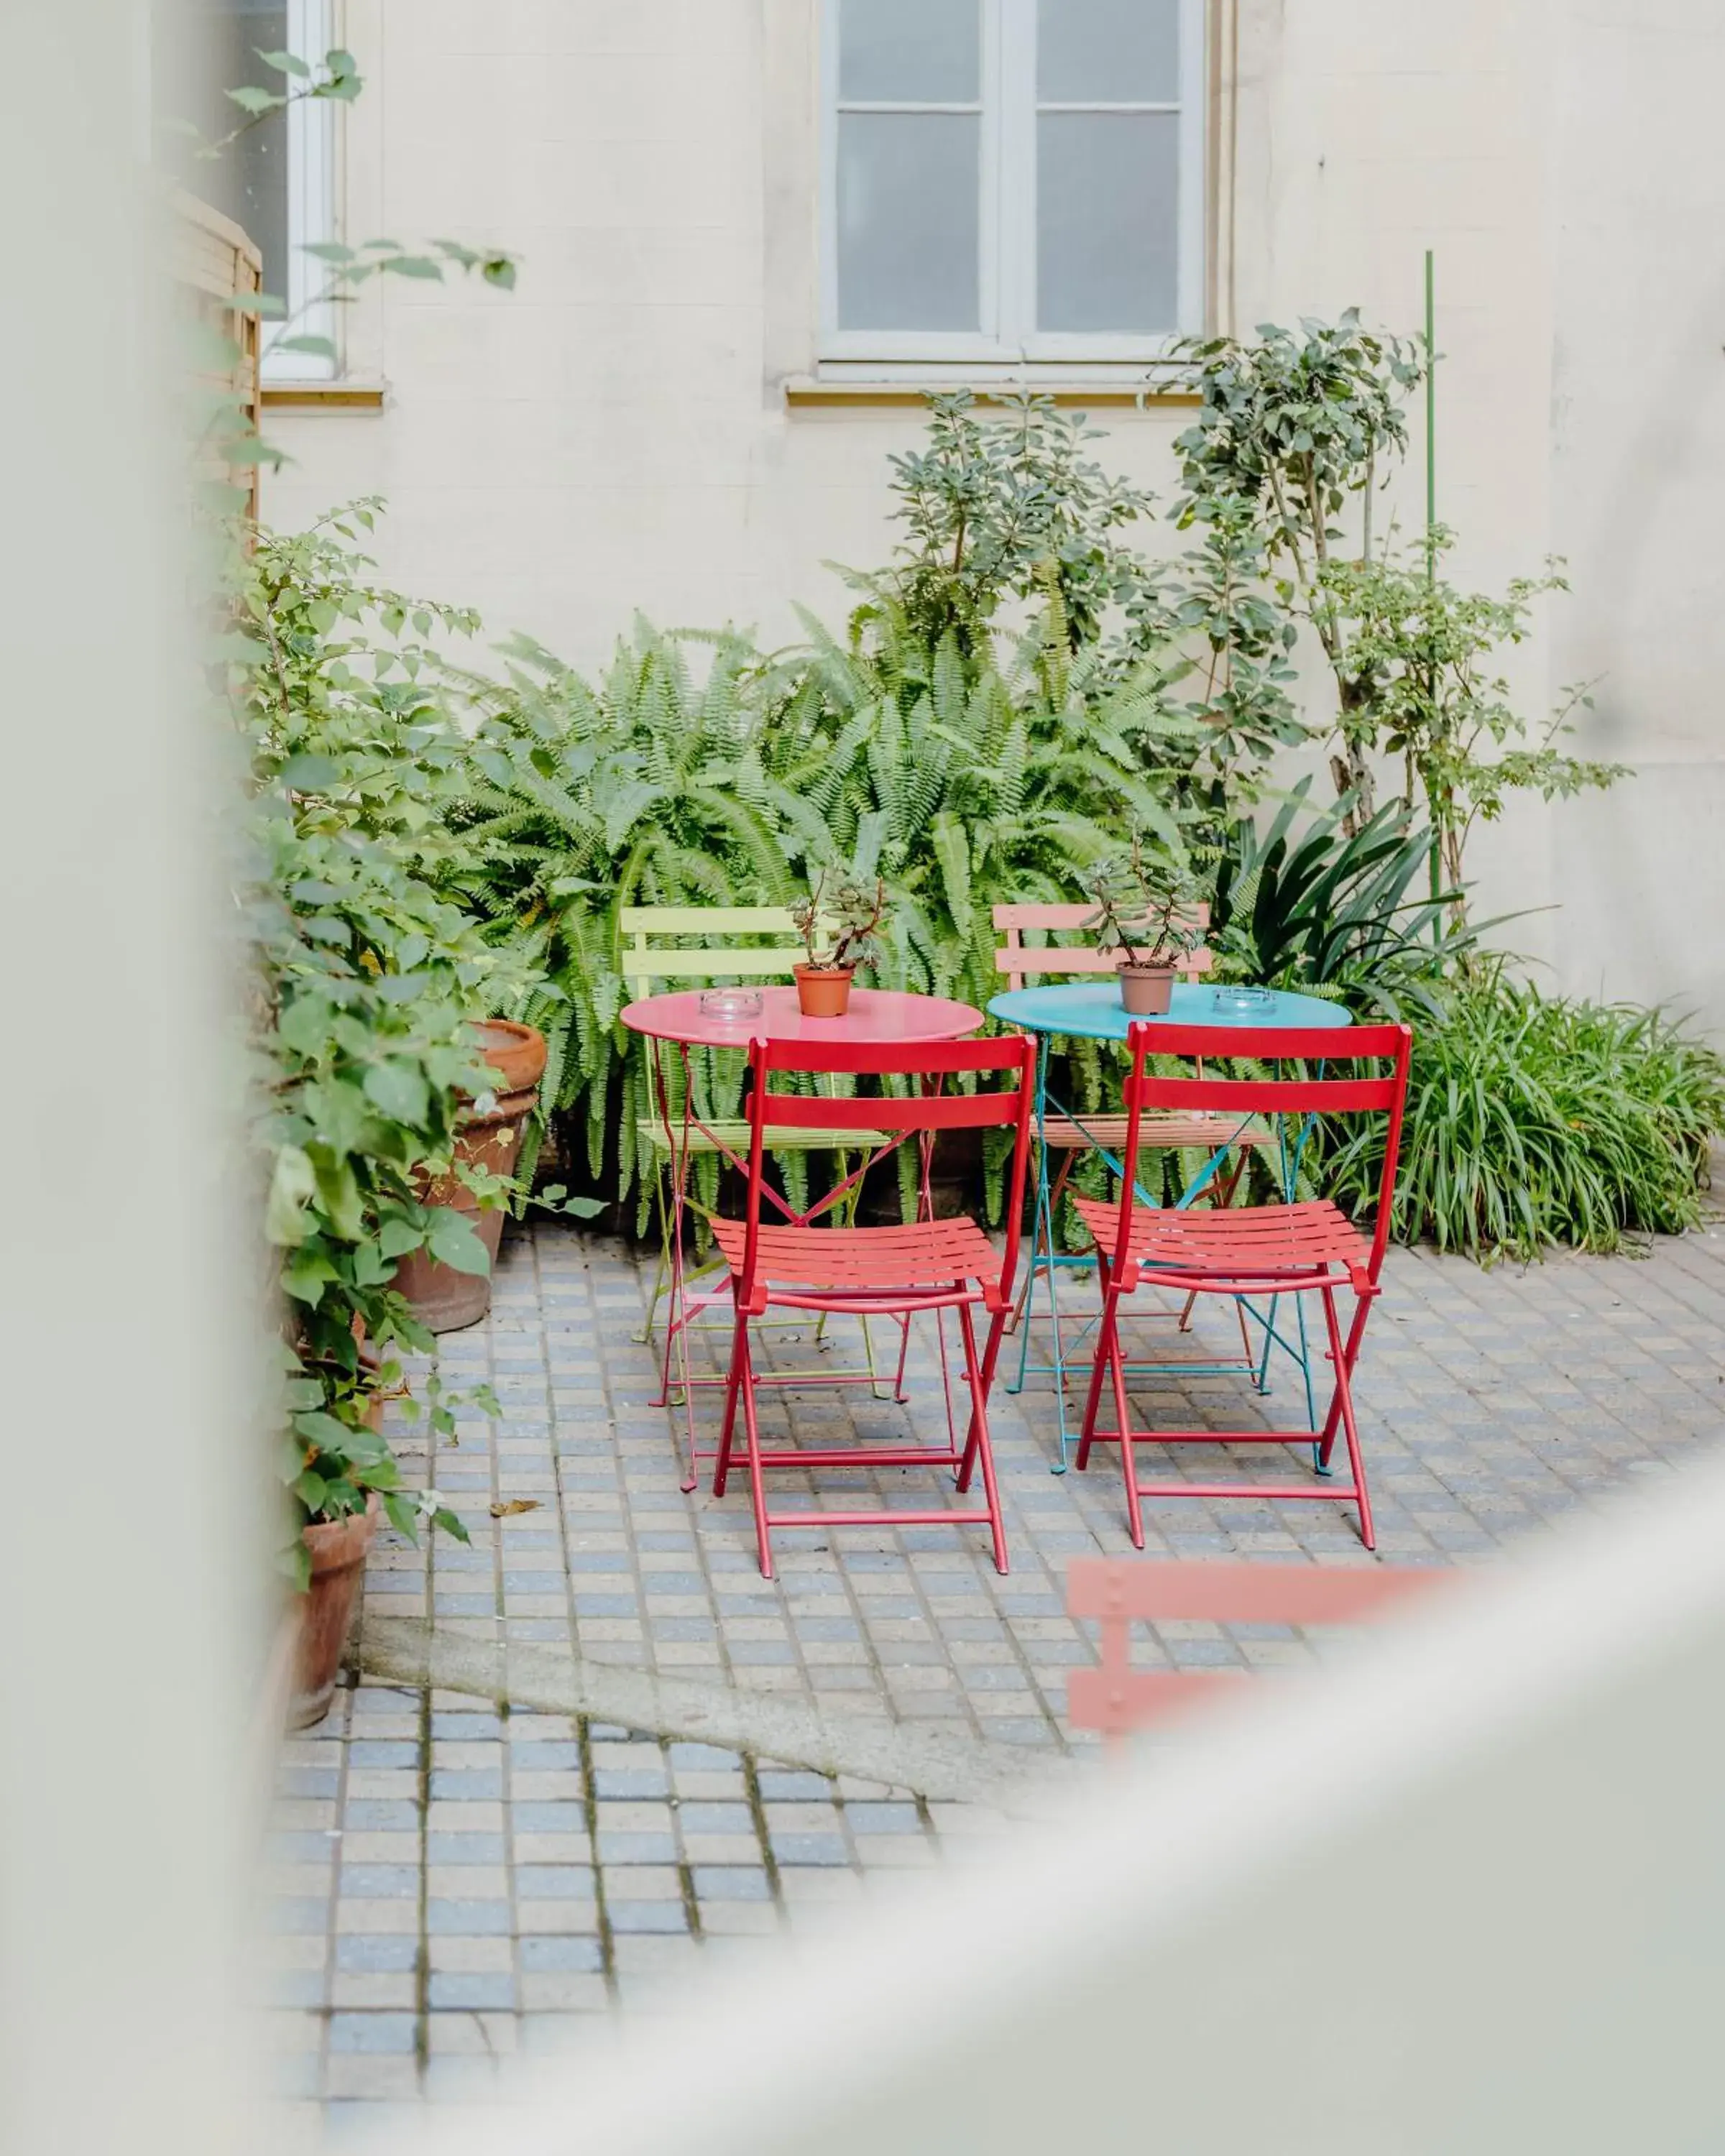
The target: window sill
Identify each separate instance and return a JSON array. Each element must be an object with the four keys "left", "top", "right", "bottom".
[
  {"left": 261, "top": 382, "right": 387, "bottom": 411},
  {"left": 785, "top": 371, "right": 1197, "bottom": 410}
]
